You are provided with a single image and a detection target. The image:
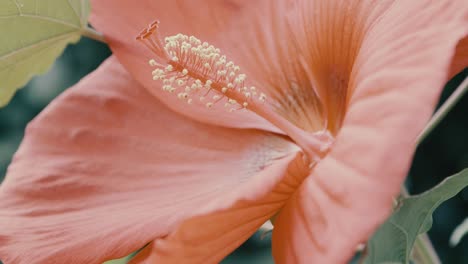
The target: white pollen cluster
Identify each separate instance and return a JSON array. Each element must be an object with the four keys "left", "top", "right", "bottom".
[{"left": 137, "top": 22, "right": 266, "bottom": 111}]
